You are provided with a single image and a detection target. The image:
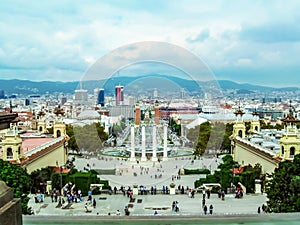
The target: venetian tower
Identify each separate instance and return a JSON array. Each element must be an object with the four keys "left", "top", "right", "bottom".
[
  {"left": 53, "top": 106, "right": 67, "bottom": 138},
  {"left": 36, "top": 110, "right": 46, "bottom": 133},
  {"left": 232, "top": 107, "right": 246, "bottom": 138},
  {"left": 279, "top": 102, "right": 300, "bottom": 160},
  {"left": 135, "top": 103, "right": 141, "bottom": 125},
  {"left": 154, "top": 100, "right": 160, "bottom": 125},
  {"left": 250, "top": 110, "right": 260, "bottom": 133},
  {"left": 1, "top": 126, "right": 24, "bottom": 163}
]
